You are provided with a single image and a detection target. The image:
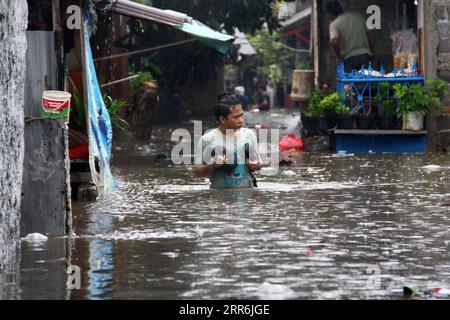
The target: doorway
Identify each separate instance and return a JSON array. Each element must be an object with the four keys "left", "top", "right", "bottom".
[{"left": 316, "top": 0, "right": 421, "bottom": 87}]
